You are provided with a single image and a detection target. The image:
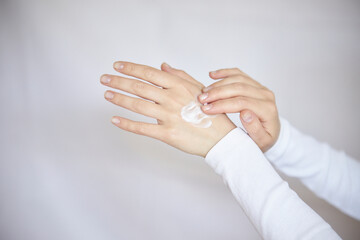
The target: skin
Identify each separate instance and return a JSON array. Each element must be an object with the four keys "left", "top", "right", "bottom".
[
  {"left": 100, "top": 61, "right": 236, "bottom": 157},
  {"left": 191, "top": 67, "right": 281, "bottom": 152}
]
